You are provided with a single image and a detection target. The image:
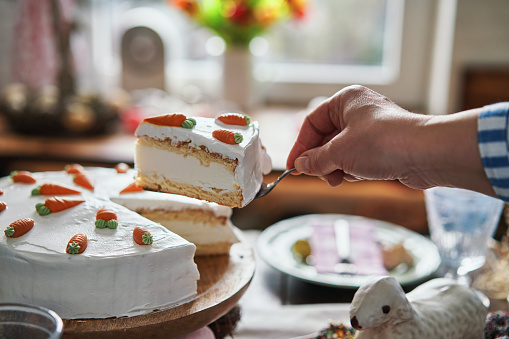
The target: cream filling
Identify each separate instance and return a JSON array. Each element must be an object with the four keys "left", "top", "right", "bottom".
[{"left": 135, "top": 144, "right": 239, "bottom": 193}]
